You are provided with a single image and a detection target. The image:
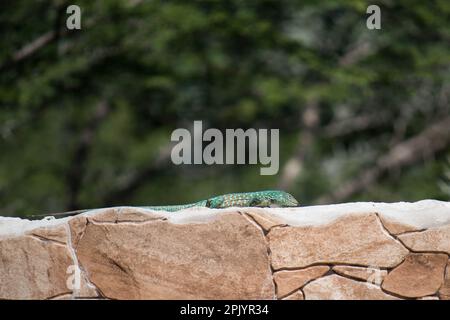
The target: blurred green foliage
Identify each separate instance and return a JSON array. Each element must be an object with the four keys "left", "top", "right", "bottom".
[{"left": 0, "top": 0, "right": 449, "bottom": 217}]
